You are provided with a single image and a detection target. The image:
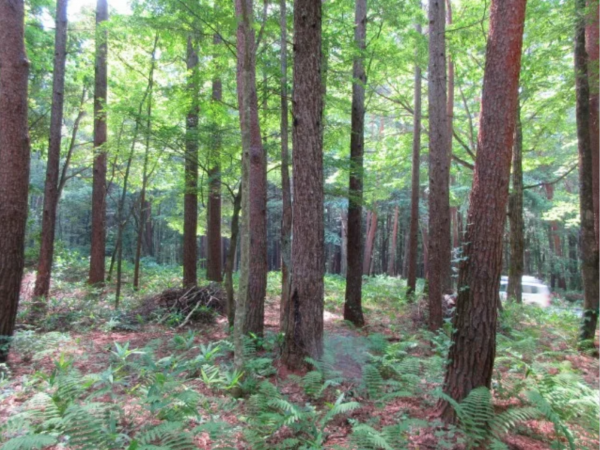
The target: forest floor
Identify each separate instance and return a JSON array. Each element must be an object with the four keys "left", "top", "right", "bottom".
[{"left": 1, "top": 263, "right": 598, "bottom": 450}]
